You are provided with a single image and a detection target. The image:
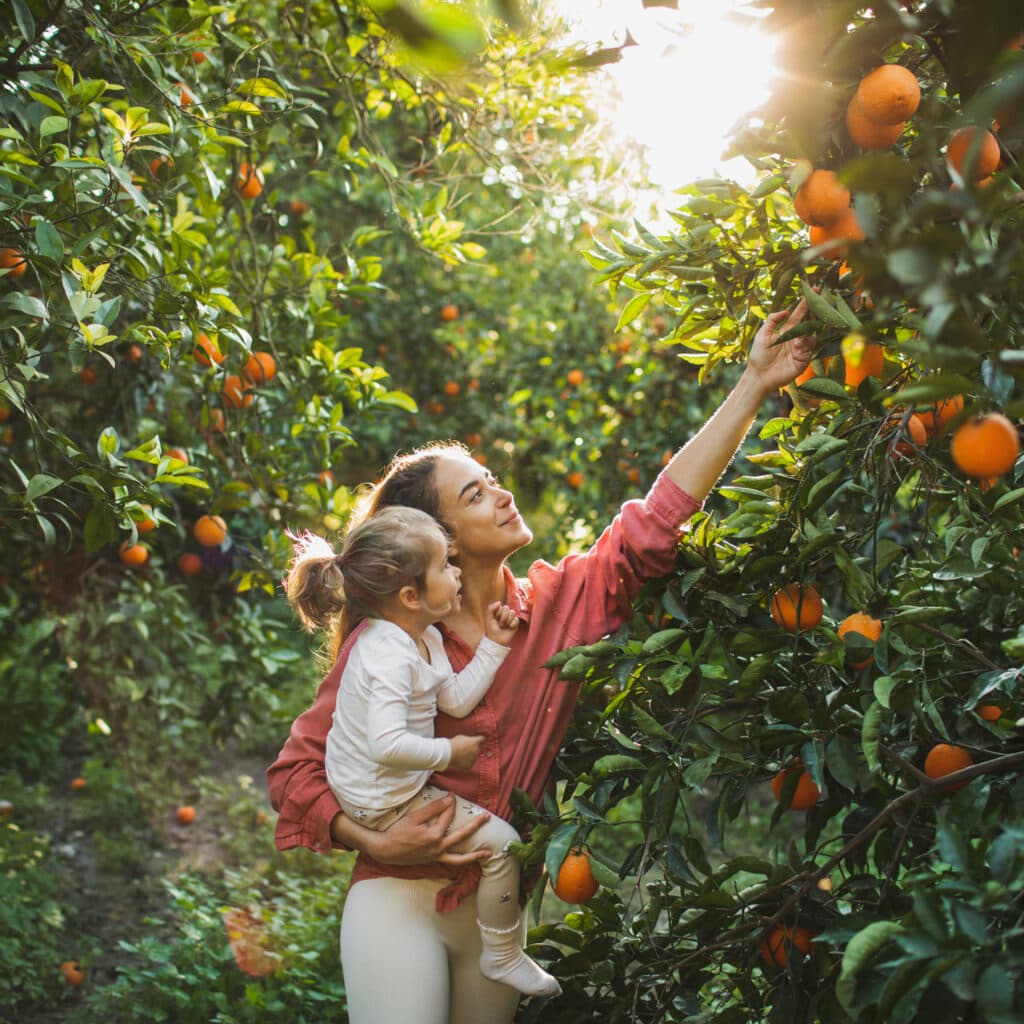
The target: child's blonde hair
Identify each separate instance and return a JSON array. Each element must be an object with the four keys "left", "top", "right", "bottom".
[{"left": 285, "top": 506, "right": 447, "bottom": 661}]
